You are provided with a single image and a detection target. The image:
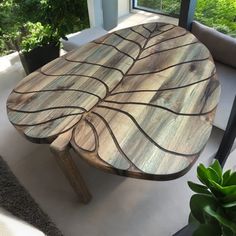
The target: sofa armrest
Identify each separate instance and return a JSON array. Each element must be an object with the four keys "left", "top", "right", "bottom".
[{"left": 191, "top": 21, "right": 236, "bottom": 68}]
